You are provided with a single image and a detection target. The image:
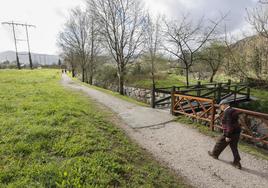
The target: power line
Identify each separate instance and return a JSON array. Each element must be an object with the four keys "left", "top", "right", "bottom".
[{"left": 2, "top": 21, "right": 36, "bottom": 69}]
